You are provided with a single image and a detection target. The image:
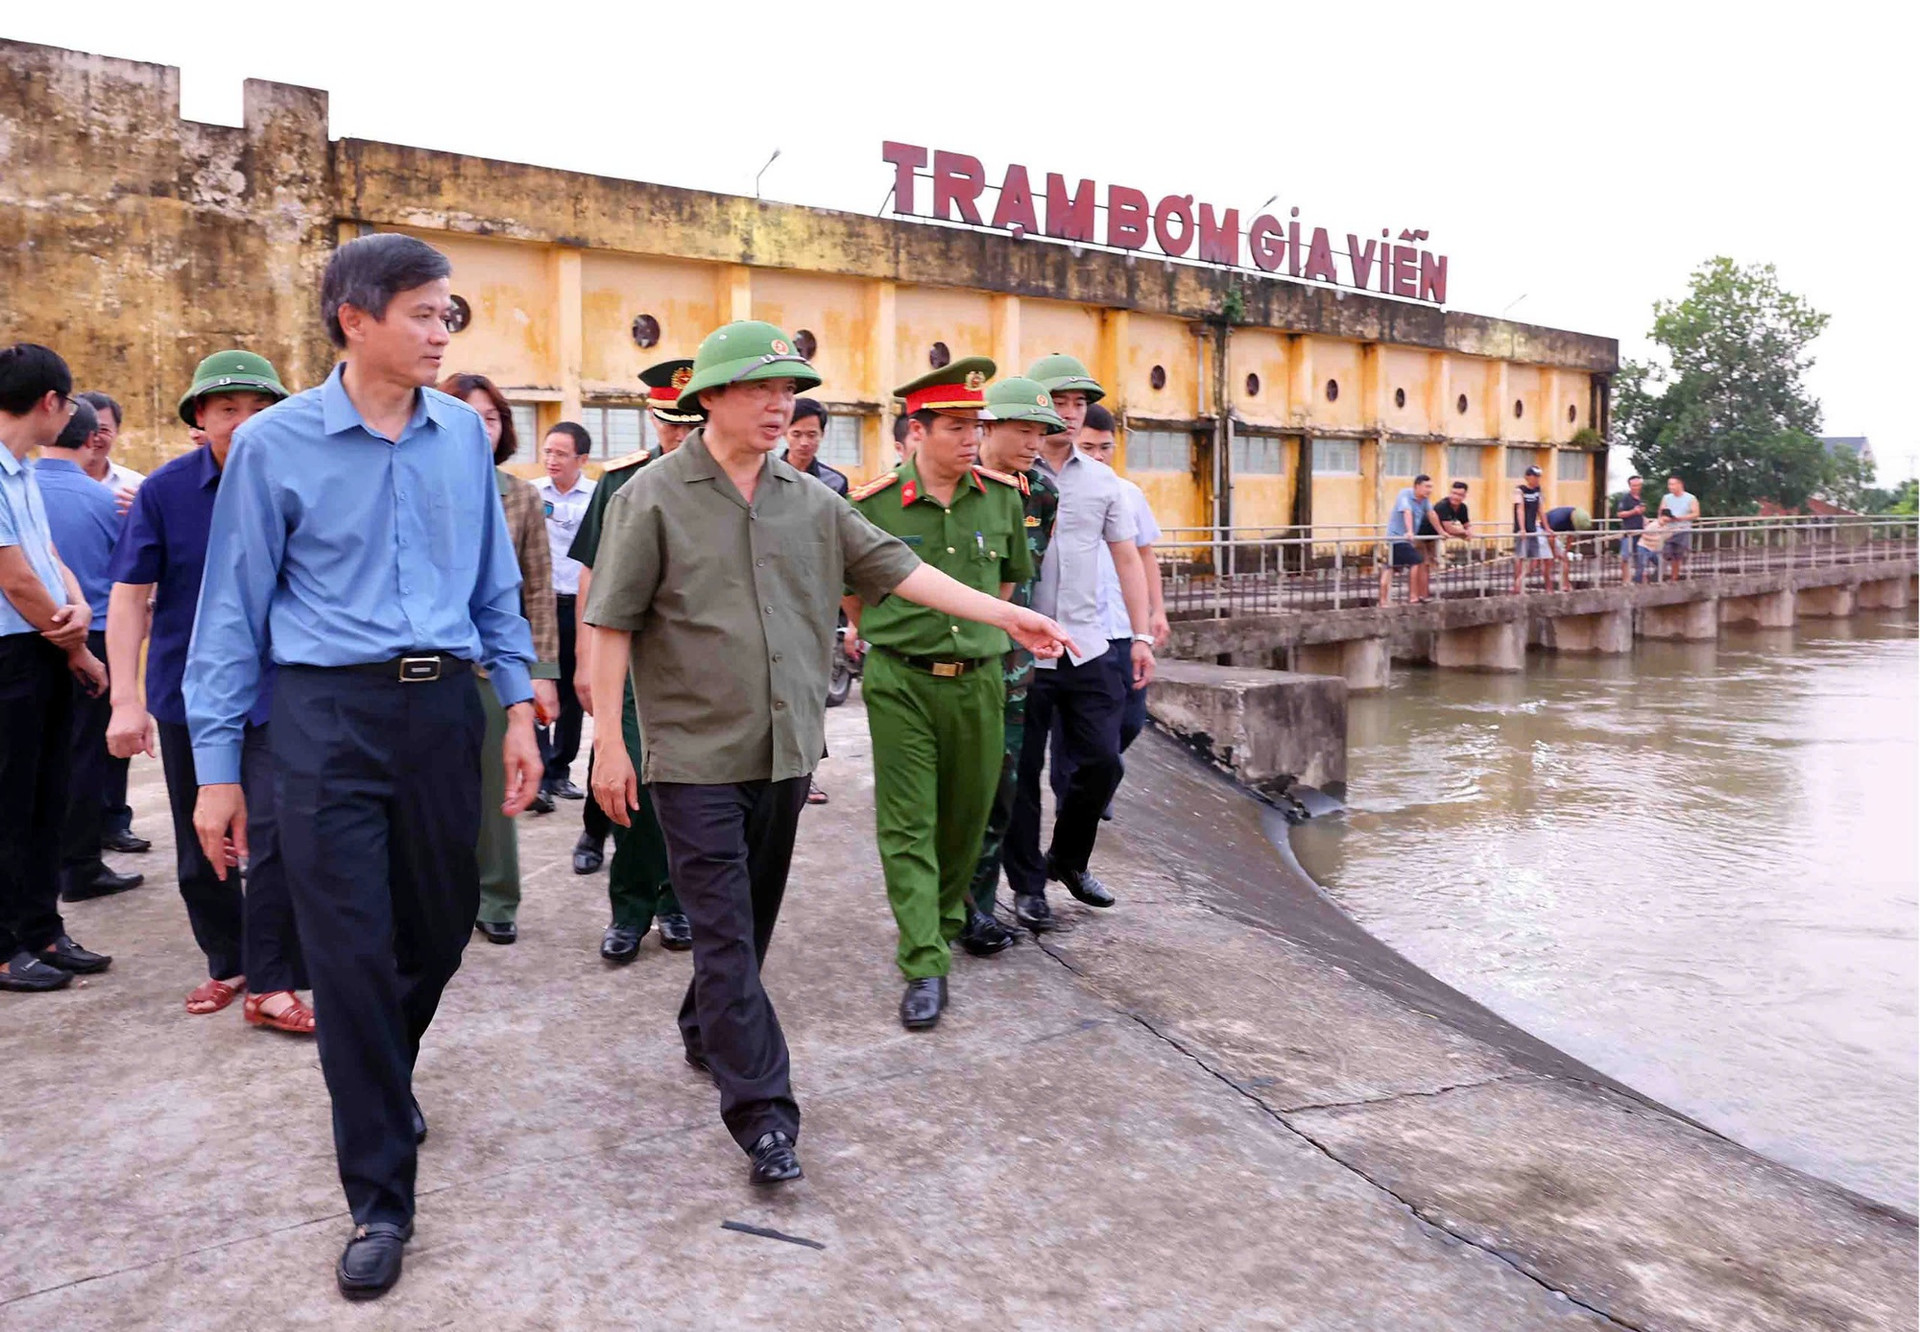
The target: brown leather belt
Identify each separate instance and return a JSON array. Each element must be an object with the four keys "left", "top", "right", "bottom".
[{"left": 876, "top": 646, "right": 993, "bottom": 678}]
